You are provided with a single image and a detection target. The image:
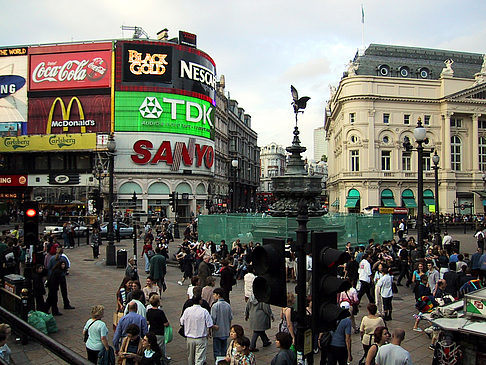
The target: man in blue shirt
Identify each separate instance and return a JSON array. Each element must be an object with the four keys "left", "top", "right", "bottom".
[
  {"left": 327, "top": 302, "right": 352, "bottom": 365},
  {"left": 113, "top": 301, "right": 148, "bottom": 354},
  {"left": 210, "top": 288, "right": 233, "bottom": 360}
]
